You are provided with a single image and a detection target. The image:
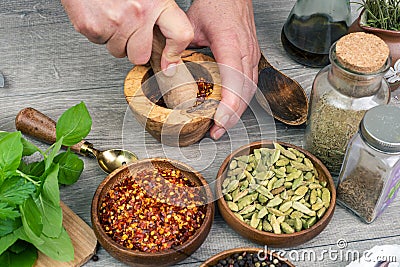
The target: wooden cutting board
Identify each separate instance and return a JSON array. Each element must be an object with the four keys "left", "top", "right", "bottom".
[{"left": 34, "top": 201, "right": 97, "bottom": 267}]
